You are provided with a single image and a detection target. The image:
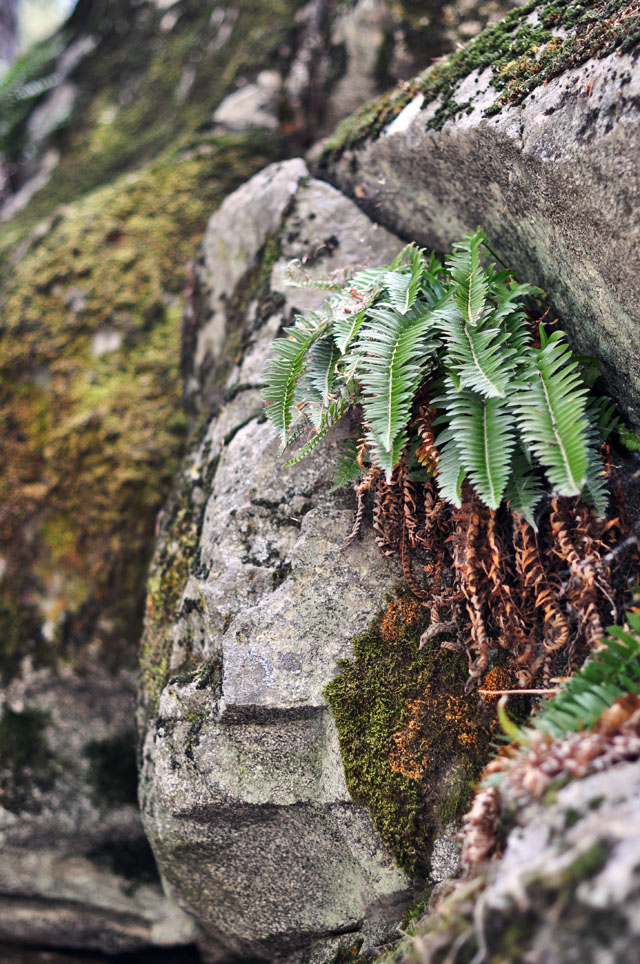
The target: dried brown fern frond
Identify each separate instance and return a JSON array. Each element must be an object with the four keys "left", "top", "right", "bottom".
[{"left": 345, "top": 435, "right": 637, "bottom": 689}]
